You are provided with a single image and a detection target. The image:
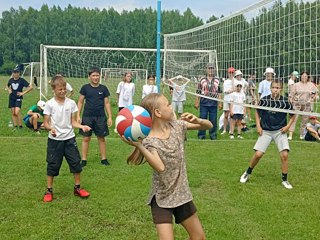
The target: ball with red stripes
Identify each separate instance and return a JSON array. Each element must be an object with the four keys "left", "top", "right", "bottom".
[{"left": 116, "top": 105, "right": 152, "bottom": 141}]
